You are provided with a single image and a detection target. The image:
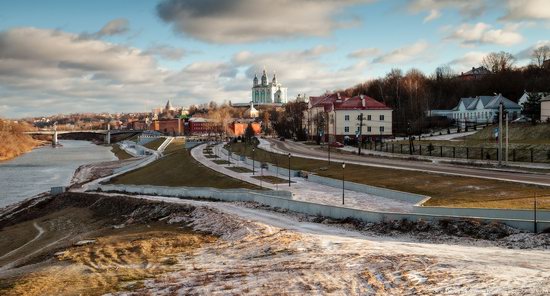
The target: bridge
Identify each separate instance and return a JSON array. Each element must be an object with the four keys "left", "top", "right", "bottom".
[{"left": 25, "top": 128, "right": 141, "bottom": 146}]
